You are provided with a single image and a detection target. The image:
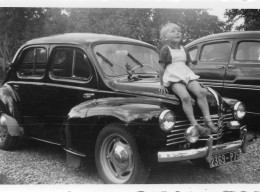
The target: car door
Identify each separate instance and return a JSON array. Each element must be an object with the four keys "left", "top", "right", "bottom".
[
  {"left": 189, "top": 40, "right": 232, "bottom": 94},
  {"left": 6, "top": 46, "right": 48, "bottom": 136},
  {"left": 223, "top": 39, "right": 260, "bottom": 114},
  {"left": 42, "top": 45, "right": 98, "bottom": 143}
]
